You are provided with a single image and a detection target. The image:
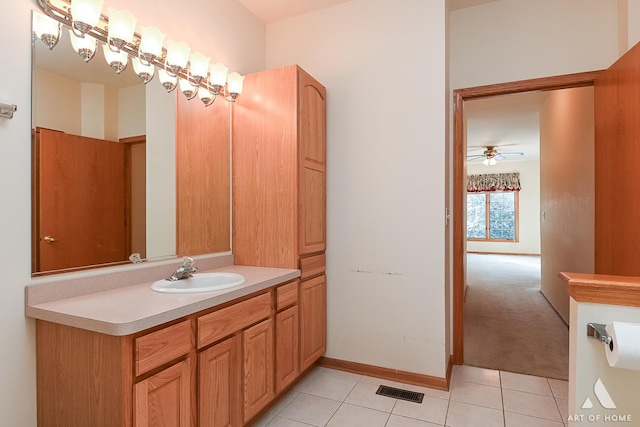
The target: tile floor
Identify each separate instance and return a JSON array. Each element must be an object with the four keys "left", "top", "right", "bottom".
[{"left": 252, "top": 365, "right": 568, "bottom": 427}]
